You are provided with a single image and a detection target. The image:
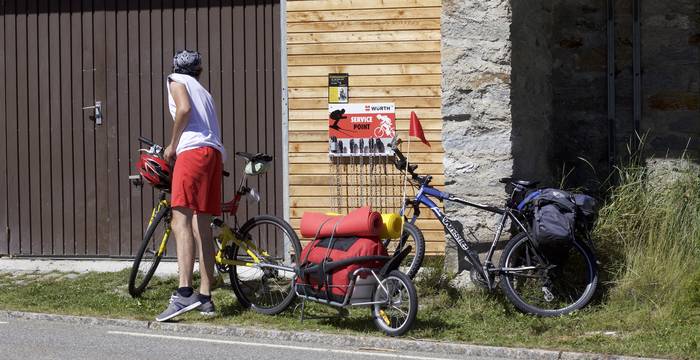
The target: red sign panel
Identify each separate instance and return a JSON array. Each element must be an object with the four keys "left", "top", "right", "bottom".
[{"left": 328, "top": 103, "right": 395, "bottom": 156}]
